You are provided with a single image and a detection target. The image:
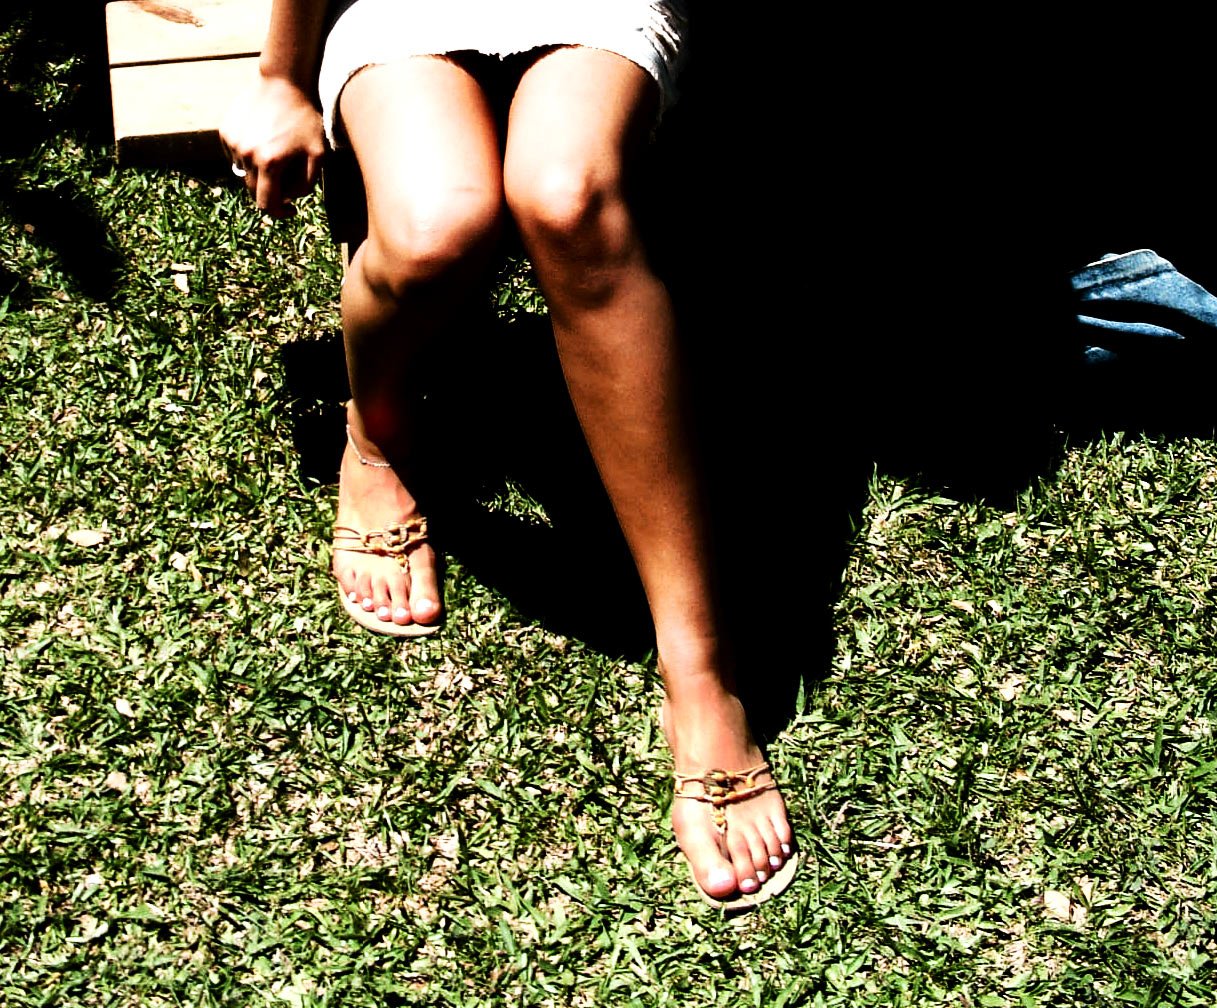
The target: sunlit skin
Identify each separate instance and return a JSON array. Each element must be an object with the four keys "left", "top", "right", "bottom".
[{"left": 220, "top": 0, "right": 793, "bottom": 904}]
